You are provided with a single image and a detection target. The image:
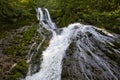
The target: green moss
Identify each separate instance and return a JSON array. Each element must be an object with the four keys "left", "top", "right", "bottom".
[
  {"left": 13, "top": 35, "right": 19, "bottom": 41},
  {"left": 9, "top": 72, "right": 21, "bottom": 80},
  {"left": 3, "top": 45, "right": 24, "bottom": 57},
  {"left": 22, "top": 26, "right": 37, "bottom": 45},
  {"left": 4, "top": 26, "right": 37, "bottom": 57},
  {"left": 36, "top": 36, "right": 42, "bottom": 44},
  {"left": 2, "top": 26, "right": 37, "bottom": 79},
  {"left": 40, "top": 39, "right": 49, "bottom": 51},
  {"left": 9, "top": 60, "right": 28, "bottom": 80},
  {"left": 2, "top": 26, "right": 38, "bottom": 79},
  {"left": 0, "top": 31, "right": 9, "bottom": 39}
]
